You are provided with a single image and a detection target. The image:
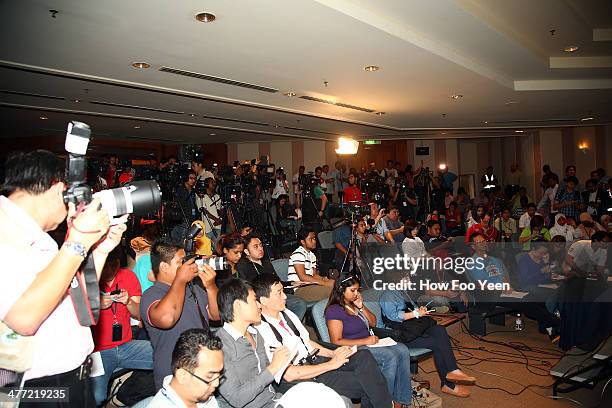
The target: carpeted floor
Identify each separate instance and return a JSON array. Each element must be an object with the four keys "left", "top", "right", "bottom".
[{"left": 410, "top": 315, "right": 611, "bottom": 408}]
